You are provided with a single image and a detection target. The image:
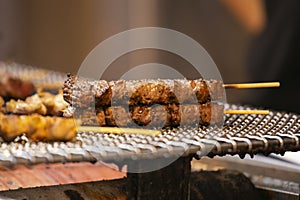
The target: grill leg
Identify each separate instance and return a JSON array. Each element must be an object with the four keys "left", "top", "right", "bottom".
[{"left": 126, "top": 155, "right": 192, "bottom": 200}]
